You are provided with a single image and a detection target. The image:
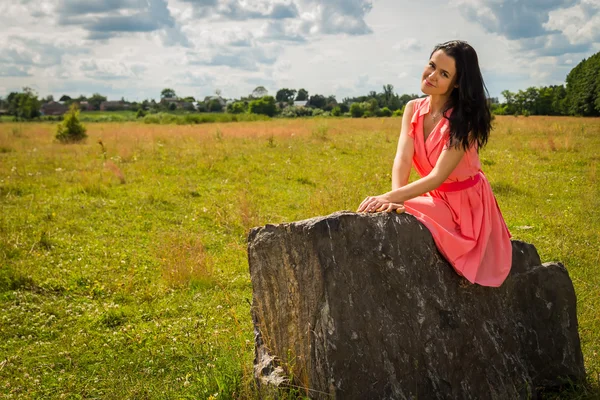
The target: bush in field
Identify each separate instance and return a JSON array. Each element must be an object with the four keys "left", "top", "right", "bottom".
[
  {"left": 350, "top": 103, "right": 364, "bottom": 118},
  {"left": 312, "top": 108, "right": 324, "bottom": 116},
  {"left": 143, "top": 112, "right": 269, "bottom": 125},
  {"left": 208, "top": 99, "right": 223, "bottom": 112},
  {"left": 56, "top": 104, "right": 87, "bottom": 143},
  {"left": 249, "top": 96, "right": 277, "bottom": 117},
  {"left": 393, "top": 108, "right": 403, "bottom": 117},
  {"left": 281, "top": 105, "right": 313, "bottom": 118},
  {"left": 228, "top": 101, "right": 247, "bottom": 114},
  {"left": 378, "top": 107, "right": 392, "bottom": 117},
  {"left": 331, "top": 106, "right": 342, "bottom": 117},
  {"left": 492, "top": 104, "right": 508, "bottom": 115},
  {"left": 136, "top": 108, "right": 146, "bottom": 118}
]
